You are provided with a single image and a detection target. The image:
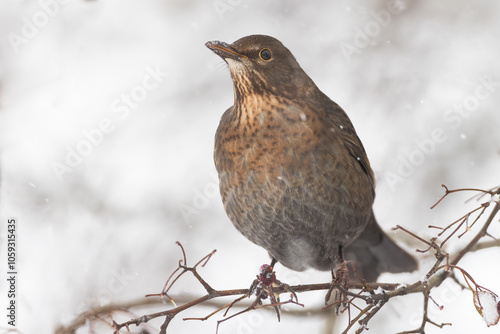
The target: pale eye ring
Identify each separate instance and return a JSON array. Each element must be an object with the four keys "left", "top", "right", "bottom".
[{"left": 259, "top": 48, "right": 272, "bottom": 61}]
